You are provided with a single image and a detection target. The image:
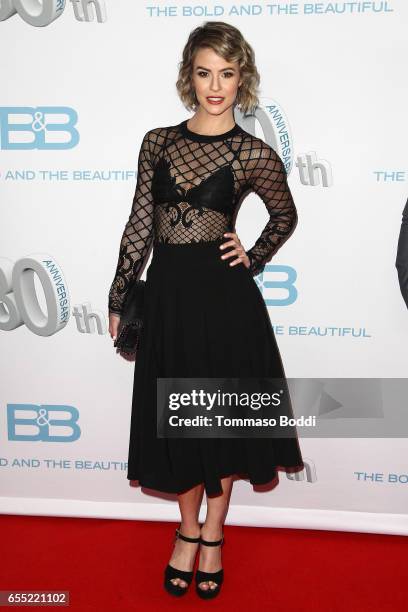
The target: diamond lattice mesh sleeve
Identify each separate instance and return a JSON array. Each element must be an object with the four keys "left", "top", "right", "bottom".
[
  {"left": 108, "top": 131, "right": 154, "bottom": 316},
  {"left": 245, "top": 142, "right": 298, "bottom": 277}
]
